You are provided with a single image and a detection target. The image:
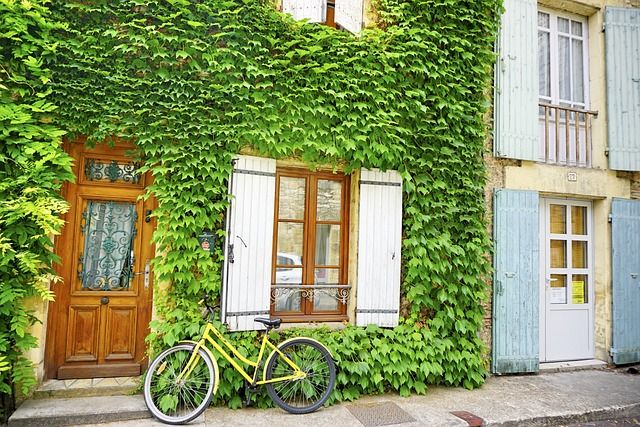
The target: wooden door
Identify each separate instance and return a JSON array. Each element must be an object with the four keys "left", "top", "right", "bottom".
[{"left": 46, "top": 140, "right": 154, "bottom": 379}]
